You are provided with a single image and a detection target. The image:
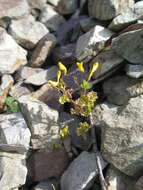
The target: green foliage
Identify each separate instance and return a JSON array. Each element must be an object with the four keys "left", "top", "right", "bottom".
[
  {"left": 59, "top": 94, "right": 70, "bottom": 104},
  {"left": 80, "top": 80, "right": 92, "bottom": 90},
  {"left": 77, "top": 122, "right": 91, "bottom": 139},
  {"left": 5, "top": 96, "right": 20, "bottom": 113}
]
